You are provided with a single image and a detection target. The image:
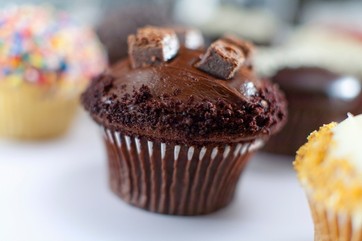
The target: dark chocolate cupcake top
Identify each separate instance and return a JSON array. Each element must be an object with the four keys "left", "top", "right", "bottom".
[
  {"left": 82, "top": 27, "right": 287, "bottom": 146},
  {"left": 272, "top": 67, "right": 361, "bottom": 98},
  {"left": 271, "top": 67, "right": 362, "bottom": 109}
]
